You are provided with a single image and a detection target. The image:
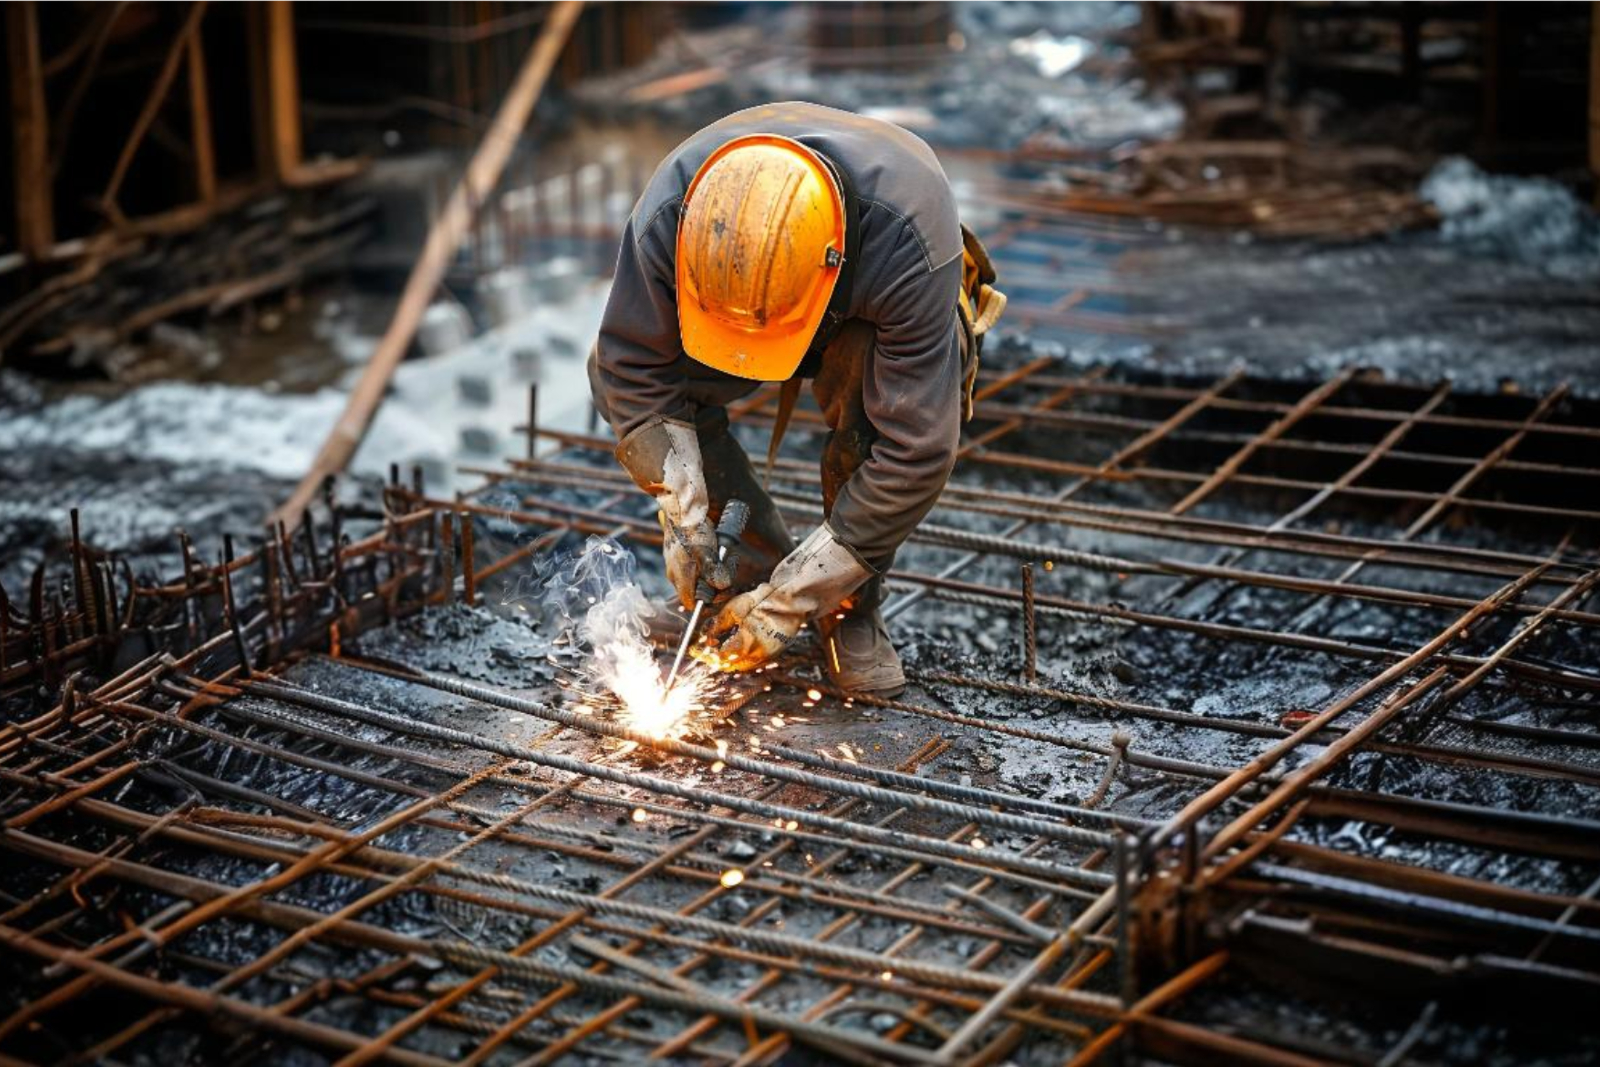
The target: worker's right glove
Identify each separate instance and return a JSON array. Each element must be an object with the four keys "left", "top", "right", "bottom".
[
  {"left": 700, "top": 522, "right": 871, "bottom": 672},
  {"left": 616, "top": 415, "right": 724, "bottom": 609}
]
